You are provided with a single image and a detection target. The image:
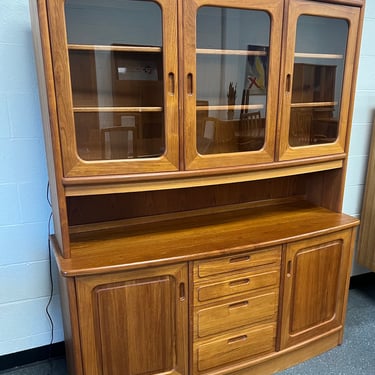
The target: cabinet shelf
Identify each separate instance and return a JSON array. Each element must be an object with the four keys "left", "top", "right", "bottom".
[
  {"left": 54, "top": 200, "right": 358, "bottom": 276},
  {"left": 290, "top": 101, "right": 337, "bottom": 108},
  {"left": 73, "top": 106, "right": 163, "bottom": 113},
  {"left": 294, "top": 52, "right": 343, "bottom": 60},
  {"left": 68, "top": 43, "right": 162, "bottom": 53},
  {"left": 197, "top": 104, "right": 264, "bottom": 111},
  {"left": 197, "top": 48, "right": 267, "bottom": 56}
]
